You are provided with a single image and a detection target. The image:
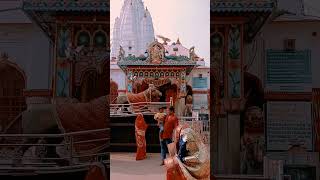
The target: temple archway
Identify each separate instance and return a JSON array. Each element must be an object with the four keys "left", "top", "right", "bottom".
[
  {"left": 158, "top": 83, "right": 178, "bottom": 105},
  {"left": 0, "top": 61, "right": 26, "bottom": 132}
]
